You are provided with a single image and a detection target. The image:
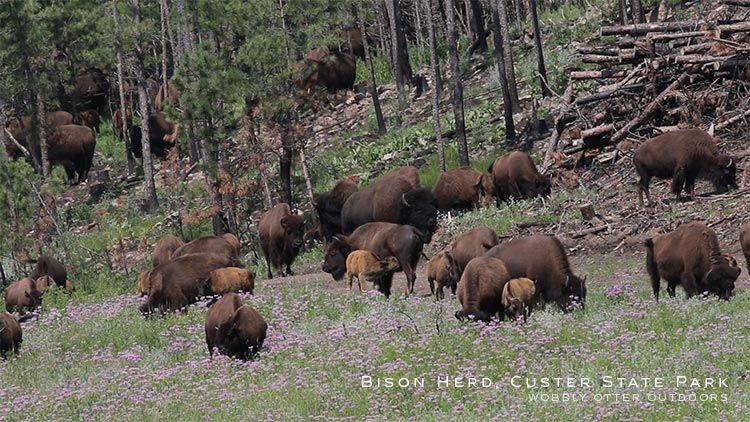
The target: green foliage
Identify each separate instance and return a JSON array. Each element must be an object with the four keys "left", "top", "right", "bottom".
[{"left": 0, "top": 152, "right": 38, "bottom": 256}]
